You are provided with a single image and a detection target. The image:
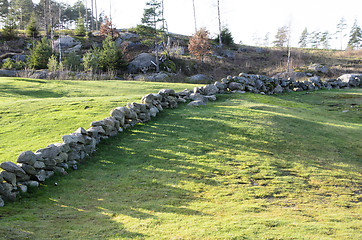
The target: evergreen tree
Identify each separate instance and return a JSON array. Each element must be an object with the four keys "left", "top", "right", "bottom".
[
  {"left": 141, "top": 0, "right": 164, "bottom": 72},
  {"left": 28, "top": 37, "right": 53, "bottom": 69},
  {"left": 310, "top": 31, "right": 322, "bottom": 49},
  {"left": 215, "top": 26, "right": 234, "bottom": 46},
  {"left": 336, "top": 17, "right": 347, "bottom": 50},
  {"left": 0, "top": 0, "right": 9, "bottom": 19},
  {"left": 98, "top": 35, "right": 125, "bottom": 71},
  {"left": 320, "top": 31, "right": 331, "bottom": 49},
  {"left": 26, "top": 13, "right": 40, "bottom": 38},
  {"left": 273, "top": 26, "right": 289, "bottom": 47},
  {"left": 347, "top": 20, "right": 362, "bottom": 50},
  {"left": 74, "top": 17, "right": 86, "bottom": 36},
  {"left": 299, "top": 27, "right": 309, "bottom": 48},
  {"left": 1, "top": 14, "right": 18, "bottom": 39}
]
